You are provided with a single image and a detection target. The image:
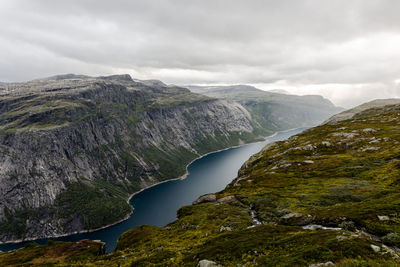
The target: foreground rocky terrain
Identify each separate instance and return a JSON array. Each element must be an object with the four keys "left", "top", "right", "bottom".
[
  {"left": 0, "top": 74, "right": 338, "bottom": 243},
  {"left": 1, "top": 100, "right": 400, "bottom": 266}
]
